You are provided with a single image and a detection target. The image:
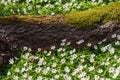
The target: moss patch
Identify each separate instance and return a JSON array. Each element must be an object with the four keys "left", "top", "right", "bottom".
[
  {"left": 0, "top": 14, "right": 65, "bottom": 26},
  {"left": 66, "top": 2, "right": 120, "bottom": 29}
]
